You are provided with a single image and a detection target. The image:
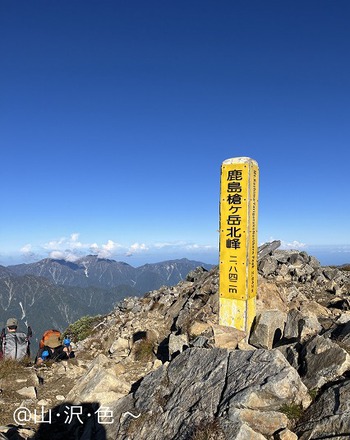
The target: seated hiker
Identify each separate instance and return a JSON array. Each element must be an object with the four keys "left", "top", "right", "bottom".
[
  {"left": 0, "top": 317, "right": 31, "bottom": 361},
  {"left": 36, "top": 333, "right": 73, "bottom": 365}
]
